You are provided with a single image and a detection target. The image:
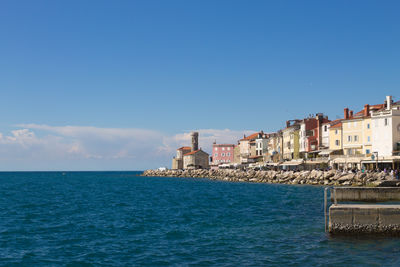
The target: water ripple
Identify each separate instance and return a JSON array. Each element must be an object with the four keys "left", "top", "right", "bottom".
[{"left": 0, "top": 172, "right": 399, "bottom": 266}]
